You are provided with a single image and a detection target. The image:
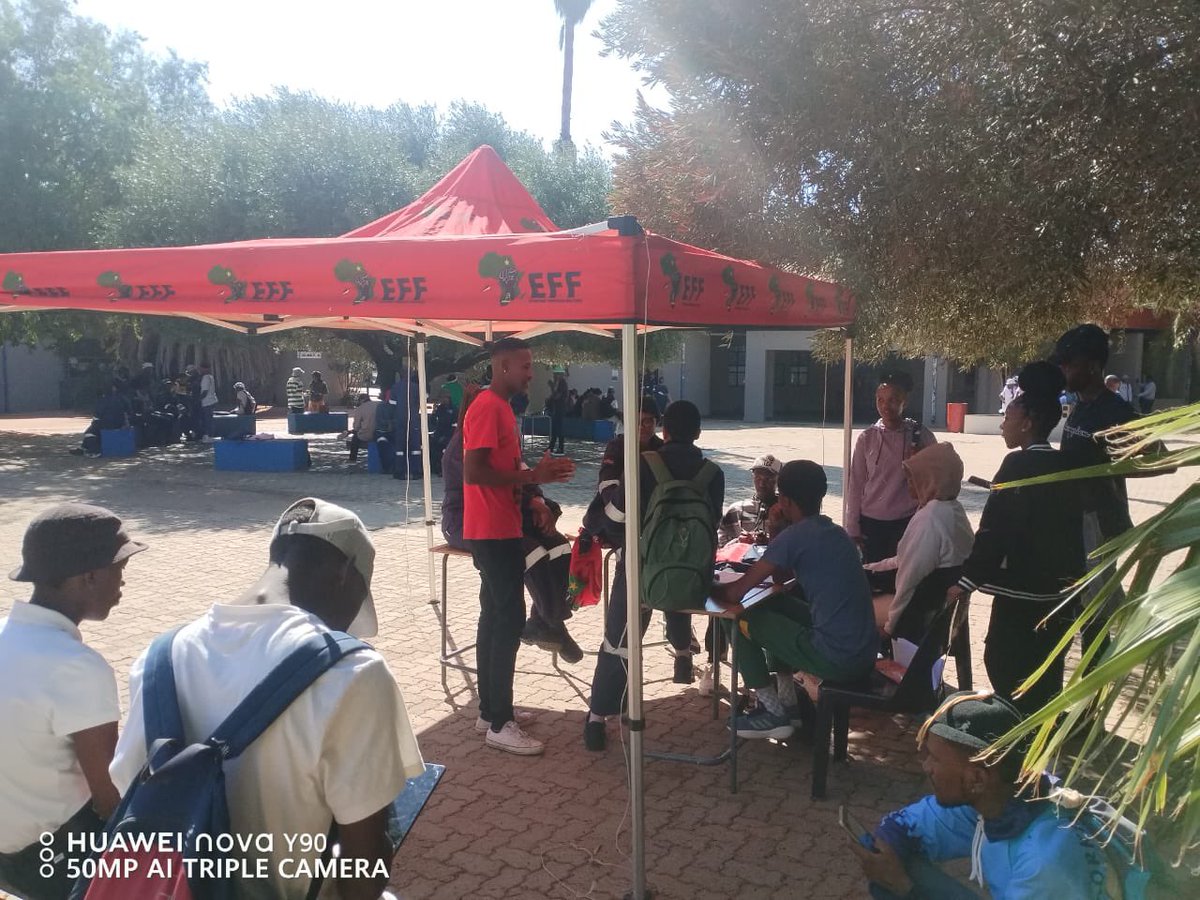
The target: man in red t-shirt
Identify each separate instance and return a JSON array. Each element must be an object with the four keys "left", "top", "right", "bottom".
[{"left": 464, "top": 337, "right": 574, "bottom": 755}]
